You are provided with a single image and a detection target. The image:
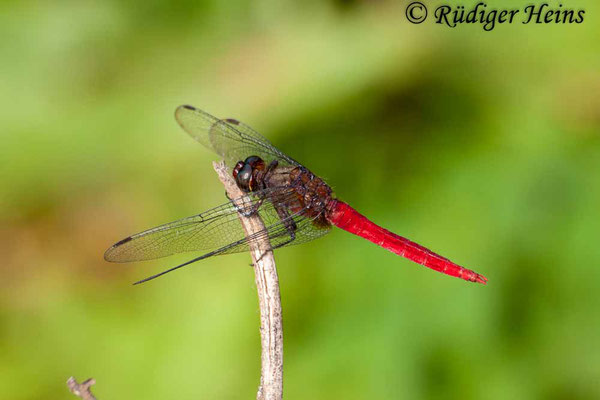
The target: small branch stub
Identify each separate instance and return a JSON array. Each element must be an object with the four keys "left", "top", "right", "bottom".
[
  {"left": 67, "top": 377, "right": 97, "bottom": 400},
  {"left": 212, "top": 161, "right": 284, "bottom": 400}
]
